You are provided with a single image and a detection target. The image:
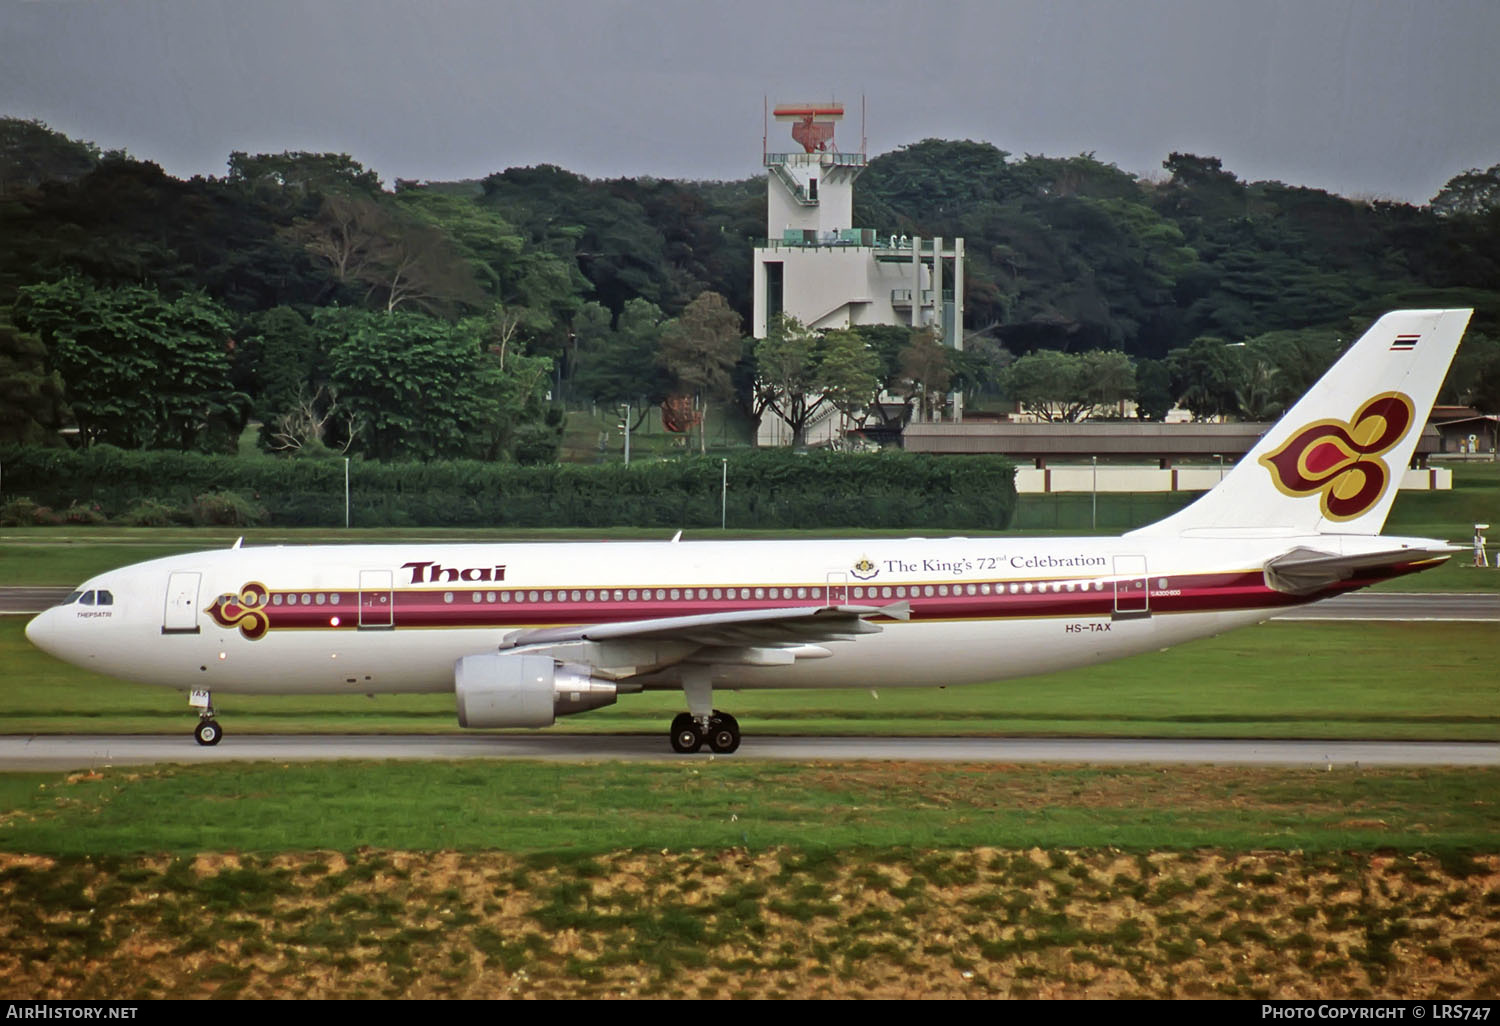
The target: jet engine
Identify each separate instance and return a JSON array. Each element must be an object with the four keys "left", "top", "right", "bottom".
[{"left": 454, "top": 653, "right": 618, "bottom": 729}]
